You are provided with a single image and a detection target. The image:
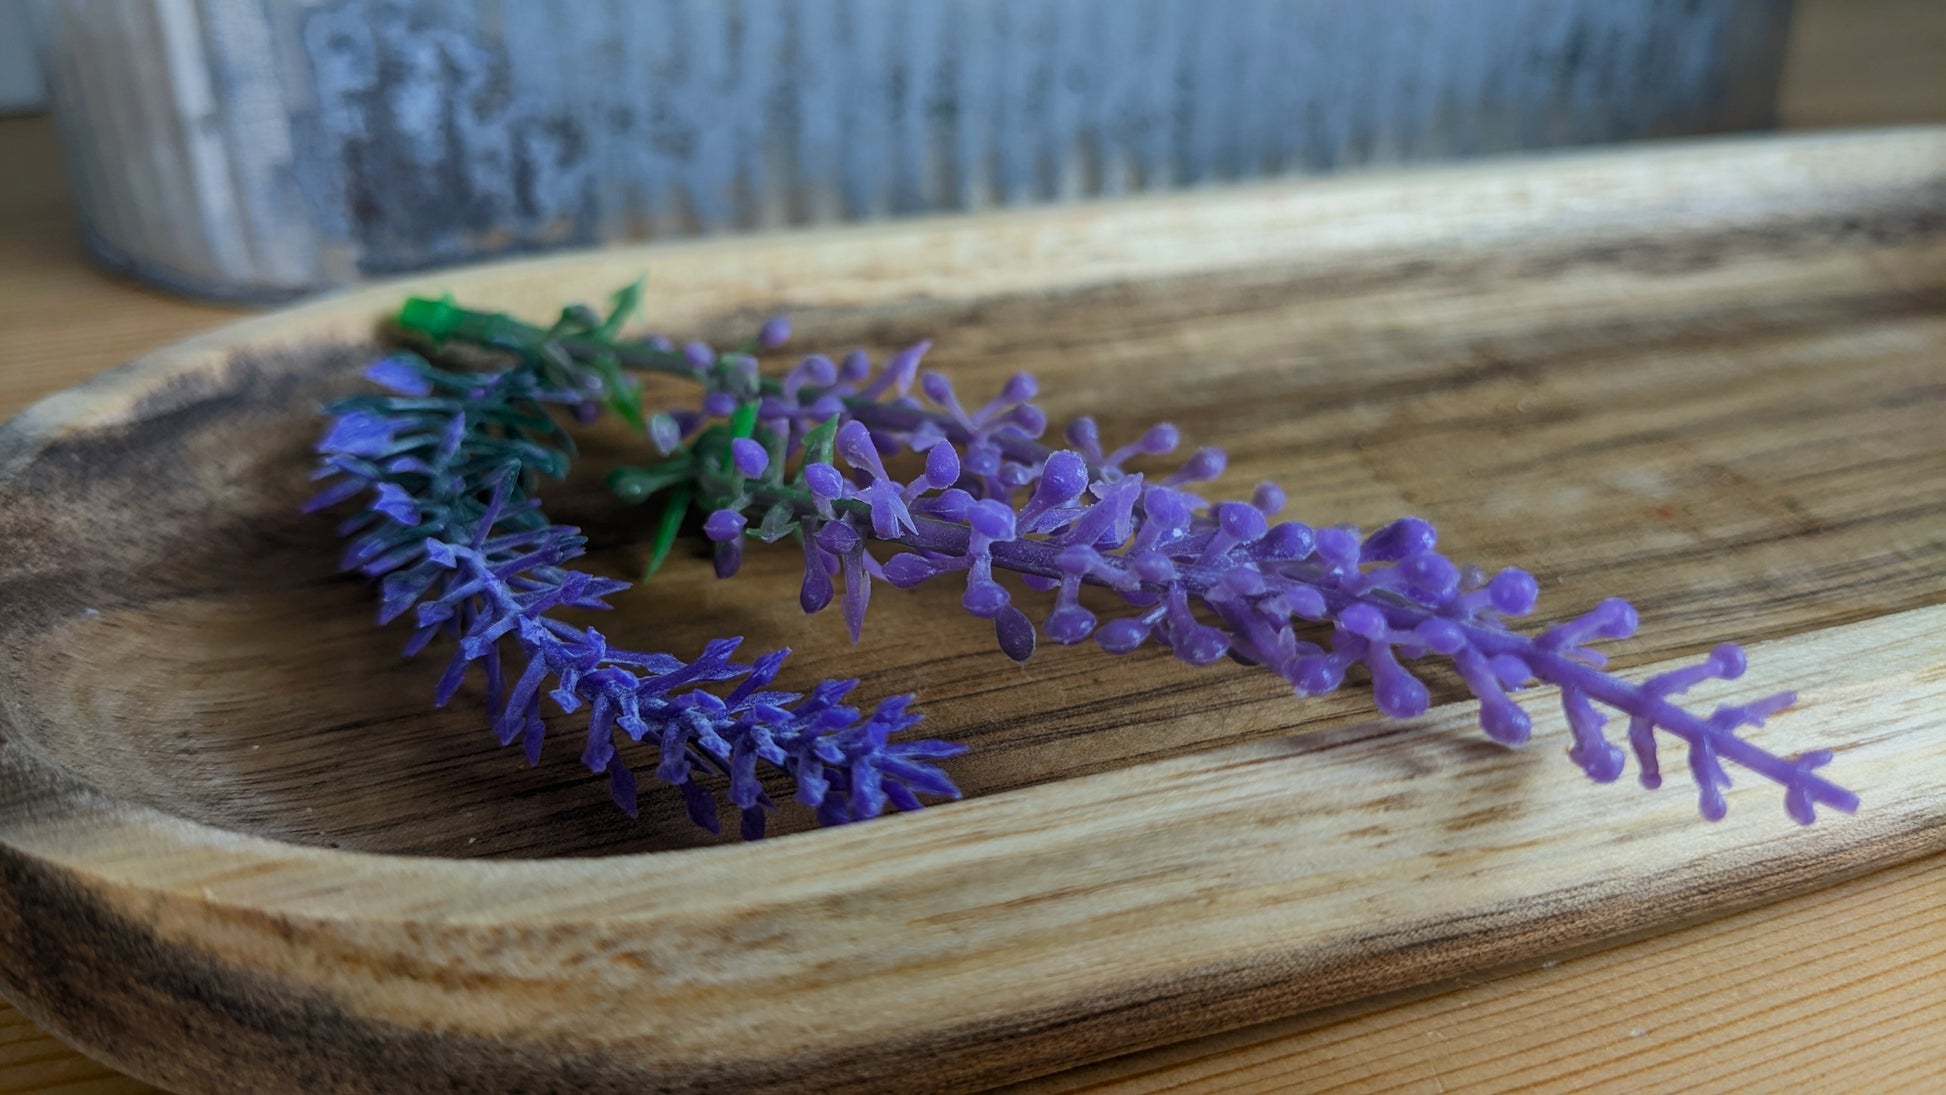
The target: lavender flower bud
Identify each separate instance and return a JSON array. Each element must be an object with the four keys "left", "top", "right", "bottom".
[
  {"left": 363, "top": 356, "right": 433, "bottom": 397},
  {"left": 968, "top": 499, "right": 1016, "bottom": 541},
  {"left": 1131, "top": 553, "right": 1176, "bottom": 582},
  {"left": 1489, "top": 568, "right": 1539, "bottom": 615},
  {"left": 963, "top": 580, "right": 1010, "bottom": 618},
  {"left": 1397, "top": 552, "right": 1460, "bottom": 602},
  {"left": 1107, "top": 422, "right": 1181, "bottom": 469},
  {"left": 816, "top": 518, "right": 863, "bottom": 555},
  {"left": 1046, "top": 605, "right": 1097, "bottom": 644},
  {"left": 1040, "top": 451, "right": 1090, "bottom": 501},
  {"left": 1709, "top": 643, "right": 1748, "bottom": 678},
  {"left": 1369, "top": 646, "right": 1430, "bottom": 718},
  {"left": 648, "top": 412, "right": 683, "bottom": 455},
  {"left": 924, "top": 442, "right": 961, "bottom": 490},
  {"left": 925, "top": 488, "right": 975, "bottom": 521},
  {"left": 704, "top": 509, "right": 747, "bottom": 542},
  {"left": 1217, "top": 501, "right": 1268, "bottom": 543},
  {"left": 683, "top": 341, "right": 715, "bottom": 371},
  {"left": 1360, "top": 517, "right": 1437, "bottom": 564},
  {"left": 800, "top": 534, "right": 834, "bottom": 613},
  {"left": 883, "top": 554, "right": 941, "bottom": 588},
  {"left": 920, "top": 372, "right": 960, "bottom": 413},
  {"left": 372, "top": 483, "right": 420, "bottom": 526},
  {"left": 1166, "top": 446, "right": 1226, "bottom": 486},
  {"left": 714, "top": 537, "right": 744, "bottom": 579},
  {"left": 1097, "top": 617, "right": 1151, "bottom": 654},
  {"left": 996, "top": 606, "right": 1037, "bottom": 663},
  {"left": 863, "top": 341, "right": 928, "bottom": 399},
  {"left": 839, "top": 349, "right": 871, "bottom": 382},
  {"left": 319, "top": 412, "right": 397, "bottom": 457},
  {"left": 1139, "top": 423, "right": 1180, "bottom": 455},
  {"left": 1257, "top": 521, "right": 1316, "bottom": 561},
  {"left": 1295, "top": 654, "right": 1349, "bottom": 694},
  {"left": 758, "top": 316, "right": 792, "bottom": 349},
  {"left": 1314, "top": 526, "right": 1361, "bottom": 572},
  {"left": 1142, "top": 488, "right": 1194, "bottom": 532},
  {"left": 1066, "top": 417, "right": 1103, "bottom": 460},
  {"left": 730, "top": 437, "right": 769, "bottom": 478},
  {"left": 1339, "top": 603, "right": 1390, "bottom": 641},
  {"left": 702, "top": 391, "right": 738, "bottom": 417},
  {"left": 1414, "top": 619, "right": 1467, "bottom": 655},
  {"left": 784, "top": 354, "right": 836, "bottom": 399},
  {"left": 1252, "top": 482, "right": 1286, "bottom": 516},
  {"left": 804, "top": 462, "right": 845, "bottom": 499},
  {"left": 999, "top": 373, "right": 1037, "bottom": 404},
  {"left": 964, "top": 441, "right": 1002, "bottom": 478},
  {"left": 837, "top": 420, "right": 891, "bottom": 479},
  {"left": 1175, "top": 625, "right": 1229, "bottom": 665},
  {"left": 1006, "top": 404, "right": 1048, "bottom": 438}
]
